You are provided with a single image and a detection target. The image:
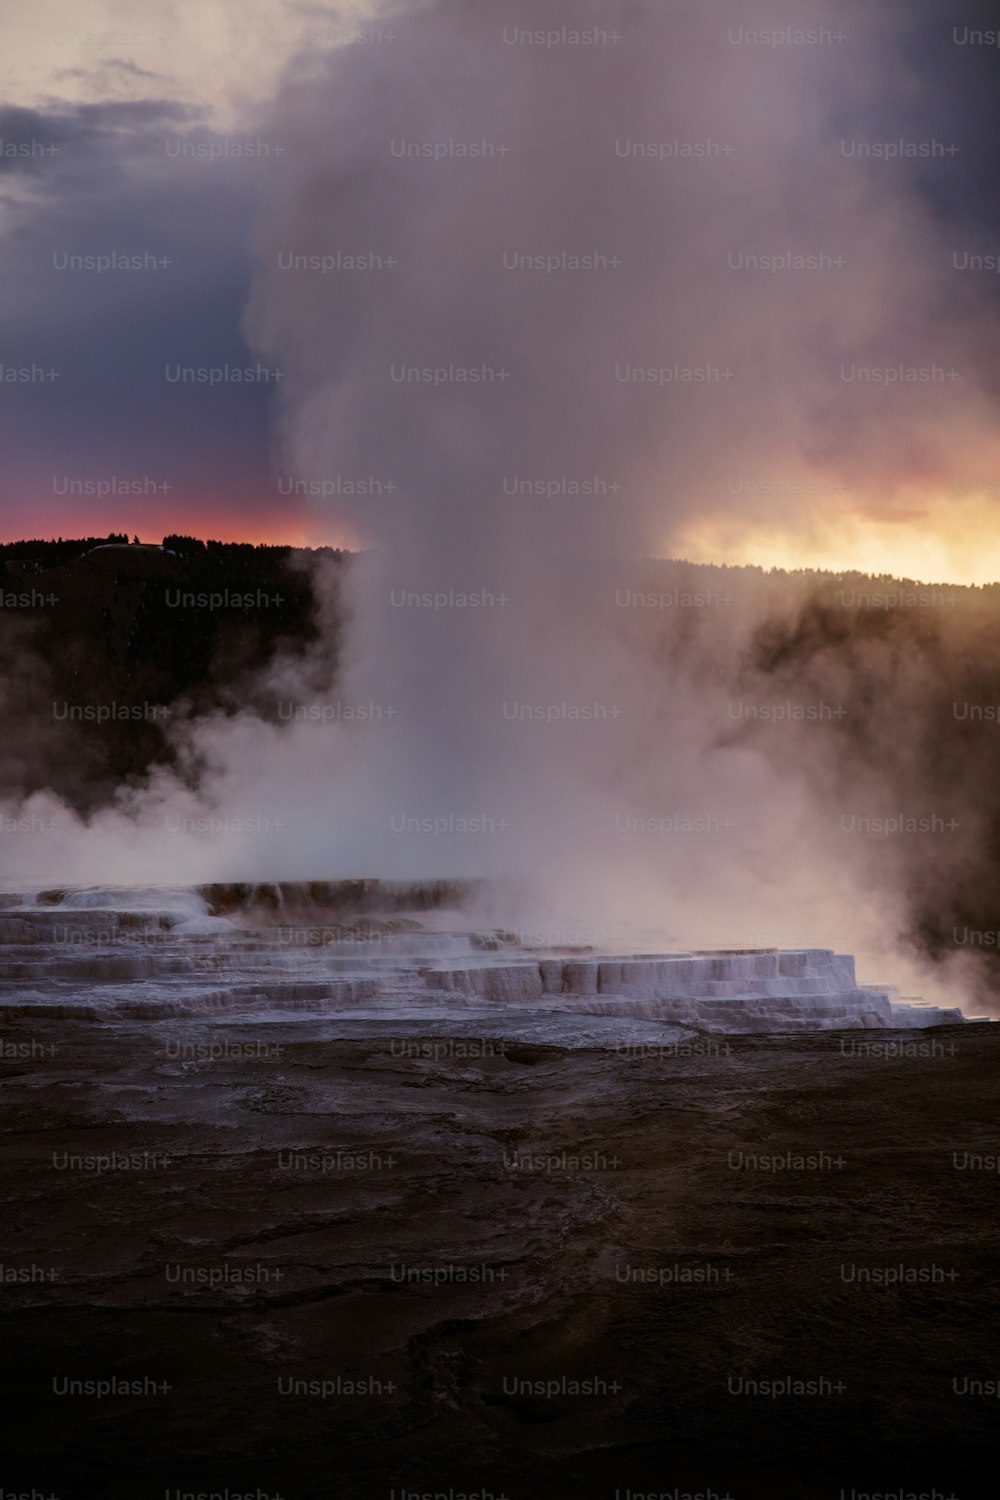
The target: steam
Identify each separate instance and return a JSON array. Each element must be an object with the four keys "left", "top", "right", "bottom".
[
  {"left": 3, "top": 0, "right": 1000, "bottom": 1010},
  {"left": 237, "top": 0, "right": 1000, "bottom": 970}
]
